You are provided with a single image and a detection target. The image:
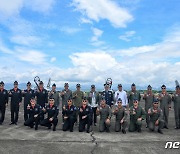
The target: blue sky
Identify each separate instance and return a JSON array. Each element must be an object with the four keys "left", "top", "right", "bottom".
[{"left": 0, "top": 0, "right": 180, "bottom": 89}]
